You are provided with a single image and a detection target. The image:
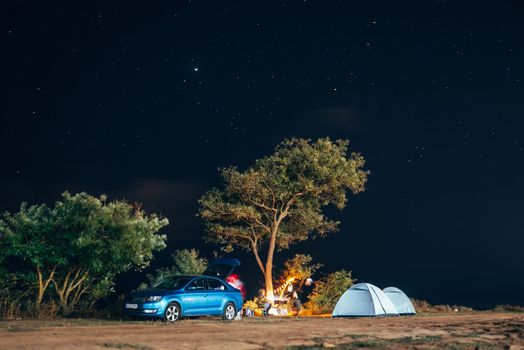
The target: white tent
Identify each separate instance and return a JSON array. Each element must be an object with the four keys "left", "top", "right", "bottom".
[
  {"left": 383, "top": 287, "right": 416, "bottom": 315},
  {"left": 332, "top": 282, "right": 399, "bottom": 317}
]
